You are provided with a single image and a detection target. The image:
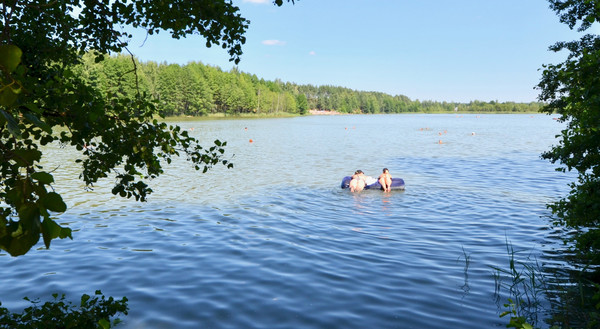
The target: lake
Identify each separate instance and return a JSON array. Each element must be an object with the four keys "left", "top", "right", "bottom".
[{"left": 0, "top": 114, "right": 573, "bottom": 328}]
